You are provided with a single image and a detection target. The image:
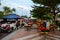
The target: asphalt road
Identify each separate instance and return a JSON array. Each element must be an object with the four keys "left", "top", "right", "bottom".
[{"left": 0, "top": 33, "right": 10, "bottom": 40}]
